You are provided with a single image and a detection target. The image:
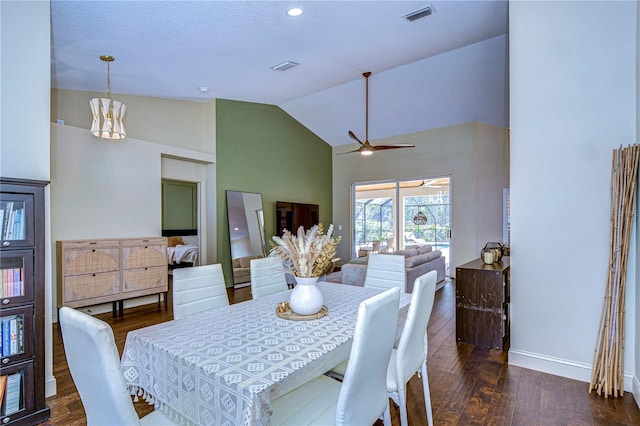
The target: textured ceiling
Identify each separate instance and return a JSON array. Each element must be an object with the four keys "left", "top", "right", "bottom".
[{"left": 50, "top": 0, "right": 509, "bottom": 147}]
